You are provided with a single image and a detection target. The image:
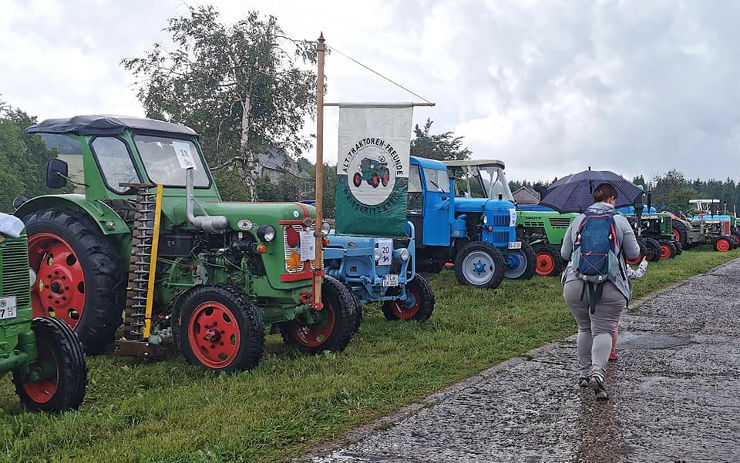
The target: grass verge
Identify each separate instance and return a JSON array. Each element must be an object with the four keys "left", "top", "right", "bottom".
[{"left": 1, "top": 247, "right": 737, "bottom": 462}]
